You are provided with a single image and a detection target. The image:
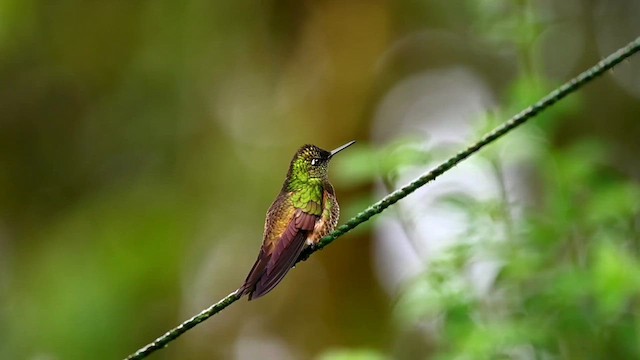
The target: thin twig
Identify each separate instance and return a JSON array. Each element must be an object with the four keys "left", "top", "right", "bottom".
[{"left": 124, "top": 35, "right": 640, "bottom": 360}]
